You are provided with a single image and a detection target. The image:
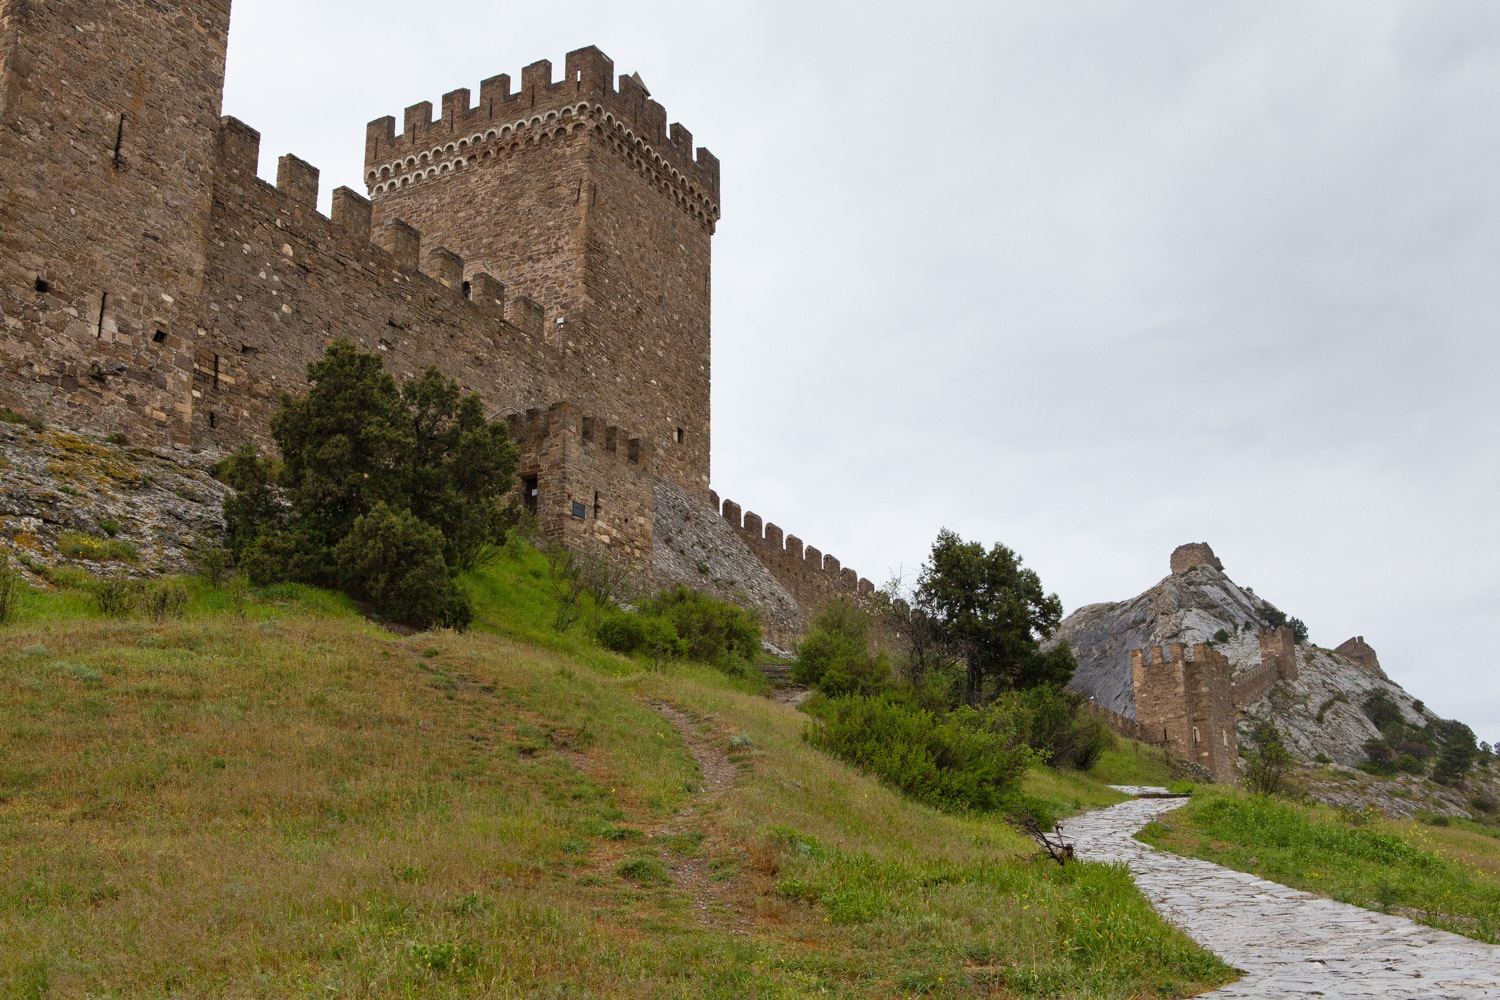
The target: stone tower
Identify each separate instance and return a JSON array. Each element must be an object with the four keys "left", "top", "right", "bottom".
[
  {"left": 1132, "top": 642, "right": 1239, "bottom": 783},
  {"left": 0, "top": 0, "right": 233, "bottom": 444},
  {"left": 363, "top": 48, "right": 720, "bottom": 496}
]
